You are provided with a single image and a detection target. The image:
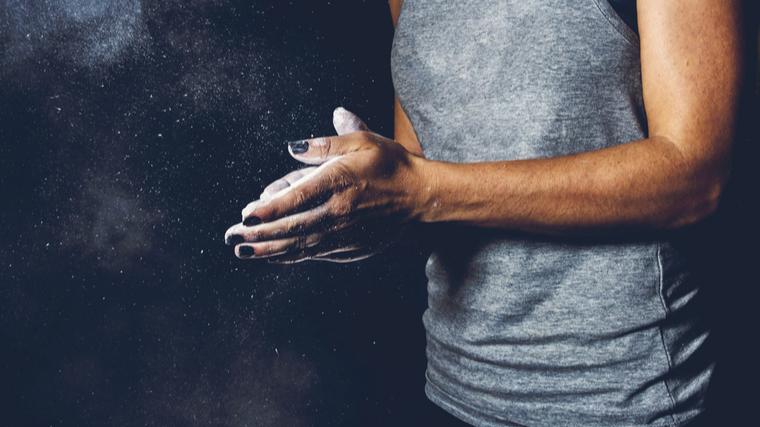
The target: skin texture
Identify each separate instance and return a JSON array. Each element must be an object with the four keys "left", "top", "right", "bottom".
[{"left": 225, "top": 0, "right": 742, "bottom": 262}]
